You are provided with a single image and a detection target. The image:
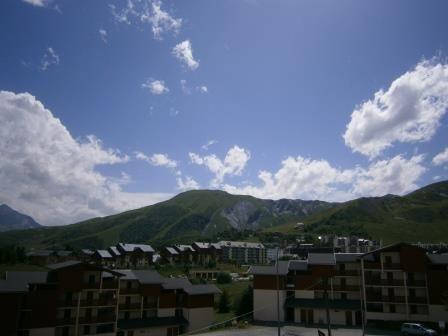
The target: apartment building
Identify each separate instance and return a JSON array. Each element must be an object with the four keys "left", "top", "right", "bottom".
[
  {"left": 249, "top": 243, "right": 448, "bottom": 327},
  {"left": 191, "top": 242, "right": 221, "bottom": 265},
  {"left": 218, "top": 241, "right": 267, "bottom": 265},
  {"left": 115, "top": 243, "right": 155, "bottom": 269},
  {"left": 0, "top": 261, "right": 122, "bottom": 336},
  {"left": 360, "top": 243, "right": 448, "bottom": 323},
  {"left": 0, "top": 261, "right": 220, "bottom": 336}
]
